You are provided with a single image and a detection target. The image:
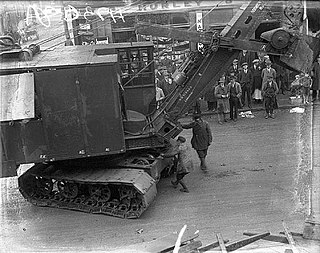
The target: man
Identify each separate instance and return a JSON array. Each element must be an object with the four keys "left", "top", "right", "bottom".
[
  {"left": 262, "top": 76, "right": 279, "bottom": 119},
  {"left": 181, "top": 115, "right": 212, "bottom": 171},
  {"left": 261, "top": 60, "right": 276, "bottom": 86},
  {"left": 159, "top": 136, "right": 193, "bottom": 193},
  {"left": 227, "top": 74, "right": 242, "bottom": 122},
  {"left": 311, "top": 55, "right": 320, "bottom": 101},
  {"left": 155, "top": 80, "right": 165, "bottom": 109},
  {"left": 238, "top": 50, "right": 253, "bottom": 68},
  {"left": 227, "top": 59, "right": 240, "bottom": 82},
  {"left": 251, "top": 59, "right": 263, "bottom": 103},
  {"left": 238, "top": 62, "right": 253, "bottom": 108},
  {"left": 214, "top": 79, "right": 229, "bottom": 124}
]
